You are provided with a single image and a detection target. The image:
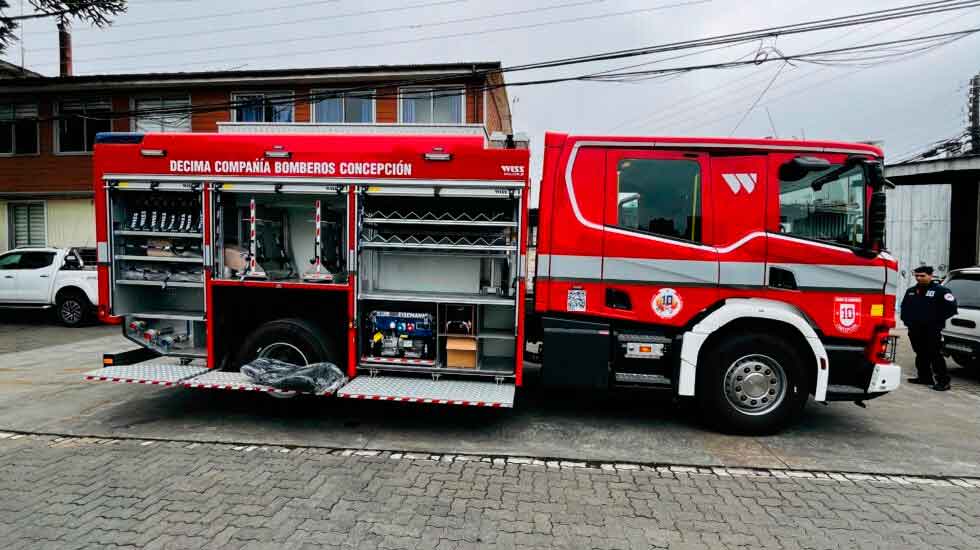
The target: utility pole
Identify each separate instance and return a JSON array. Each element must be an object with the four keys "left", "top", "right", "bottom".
[{"left": 970, "top": 73, "right": 980, "bottom": 154}]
